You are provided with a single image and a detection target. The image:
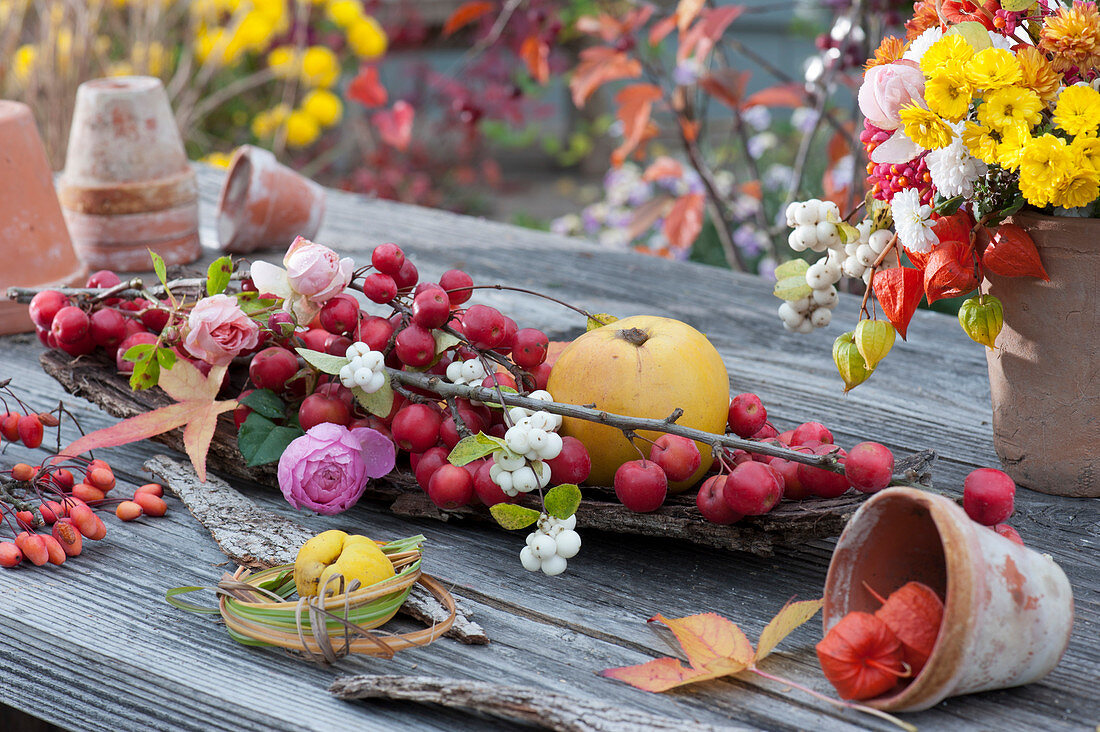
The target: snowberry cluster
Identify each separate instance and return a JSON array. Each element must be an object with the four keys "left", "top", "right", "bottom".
[
  {"left": 786, "top": 198, "right": 841, "bottom": 253},
  {"left": 519, "top": 513, "right": 581, "bottom": 576},
  {"left": 841, "top": 225, "right": 892, "bottom": 281},
  {"left": 489, "top": 391, "right": 565, "bottom": 496},
  {"left": 444, "top": 358, "right": 488, "bottom": 387},
  {"left": 338, "top": 342, "right": 387, "bottom": 393}
]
